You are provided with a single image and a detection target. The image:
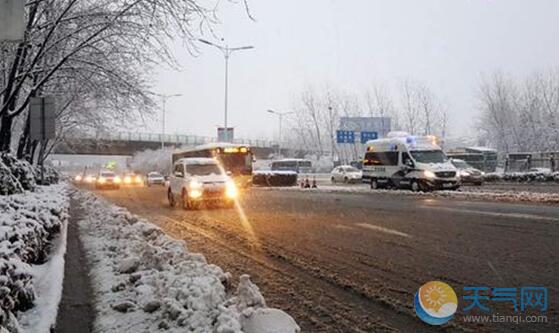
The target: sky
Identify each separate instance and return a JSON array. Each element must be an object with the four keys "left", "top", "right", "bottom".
[{"left": 151, "top": 0, "right": 559, "bottom": 141}]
